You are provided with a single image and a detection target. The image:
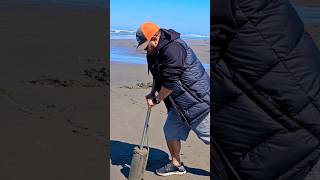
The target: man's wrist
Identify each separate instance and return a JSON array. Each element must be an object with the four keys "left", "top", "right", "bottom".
[{"left": 152, "top": 96, "right": 160, "bottom": 104}]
